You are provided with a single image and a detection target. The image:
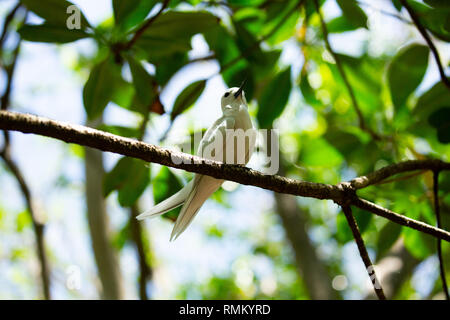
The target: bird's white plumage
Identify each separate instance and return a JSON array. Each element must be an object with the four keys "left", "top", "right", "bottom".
[{"left": 137, "top": 86, "right": 255, "bottom": 241}]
